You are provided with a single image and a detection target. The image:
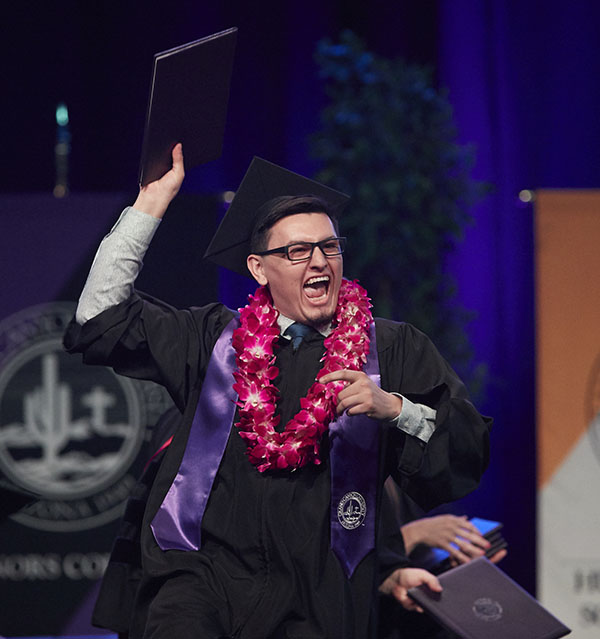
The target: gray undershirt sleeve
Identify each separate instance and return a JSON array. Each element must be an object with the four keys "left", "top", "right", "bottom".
[
  {"left": 75, "top": 207, "right": 160, "bottom": 325},
  {"left": 389, "top": 393, "right": 437, "bottom": 443}
]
